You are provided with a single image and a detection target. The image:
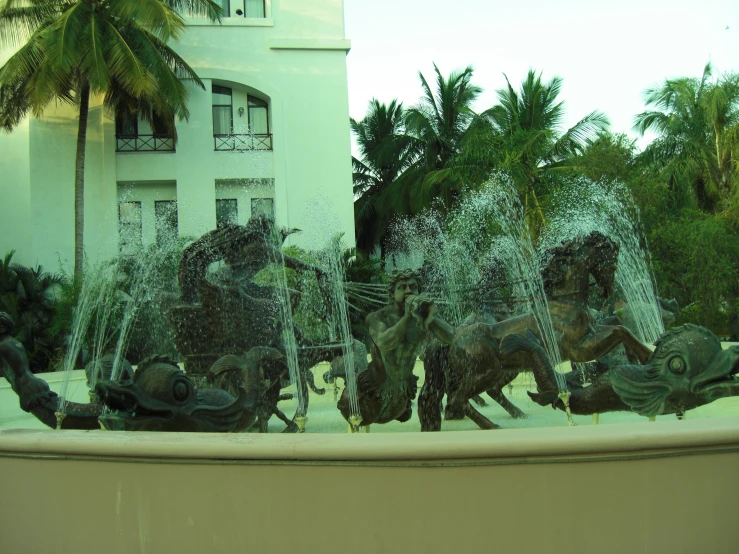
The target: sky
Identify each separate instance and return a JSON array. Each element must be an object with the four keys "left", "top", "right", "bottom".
[{"left": 344, "top": 0, "right": 739, "bottom": 152}]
